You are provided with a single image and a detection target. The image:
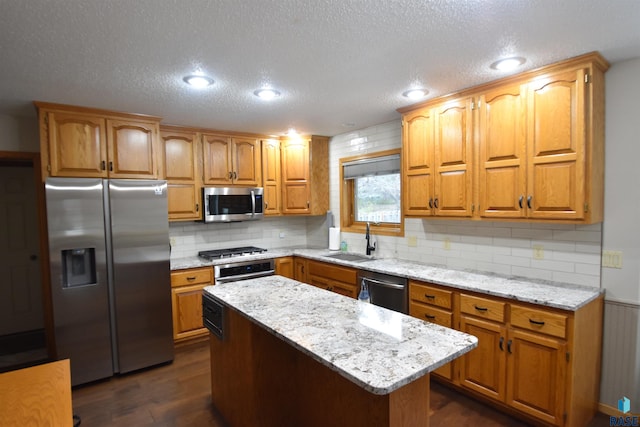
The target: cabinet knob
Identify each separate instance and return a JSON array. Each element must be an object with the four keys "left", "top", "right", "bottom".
[
  {"left": 507, "top": 339, "right": 513, "bottom": 354},
  {"left": 527, "top": 195, "right": 532, "bottom": 209},
  {"left": 109, "top": 161, "right": 113, "bottom": 172},
  {"left": 499, "top": 336, "right": 504, "bottom": 351},
  {"left": 307, "top": 201, "right": 310, "bottom": 208},
  {"left": 101, "top": 160, "right": 106, "bottom": 171},
  {"left": 434, "top": 198, "right": 439, "bottom": 209},
  {"left": 428, "top": 198, "right": 433, "bottom": 209},
  {"left": 196, "top": 203, "right": 199, "bottom": 212},
  {"left": 518, "top": 195, "right": 524, "bottom": 209},
  {"left": 474, "top": 305, "right": 488, "bottom": 312},
  {"left": 529, "top": 319, "right": 545, "bottom": 326}
]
